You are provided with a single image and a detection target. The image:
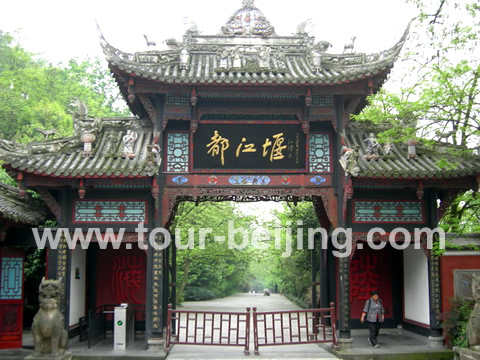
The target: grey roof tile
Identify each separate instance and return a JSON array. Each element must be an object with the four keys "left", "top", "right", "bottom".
[
  {"left": 0, "top": 118, "right": 158, "bottom": 178},
  {"left": 0, "top": 183, "right": 49, "bottom": 225},
  {"left": 345, "top": 127, "right": 480, "bottom": 178},
  {"left": 100, "top": 15, "right": 409, "bottom": 87}
]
